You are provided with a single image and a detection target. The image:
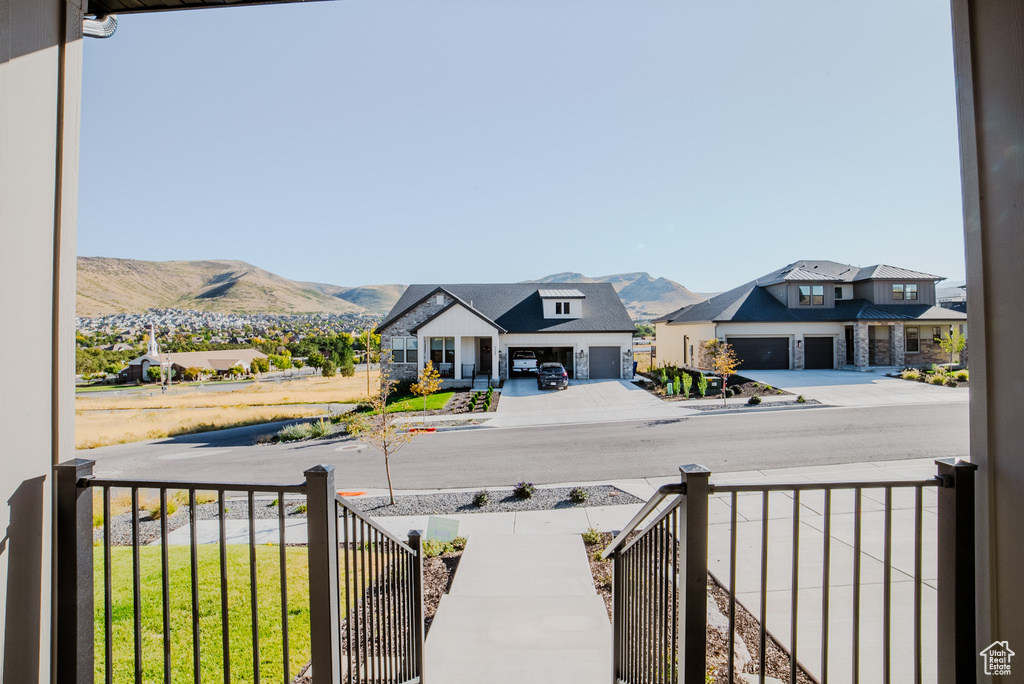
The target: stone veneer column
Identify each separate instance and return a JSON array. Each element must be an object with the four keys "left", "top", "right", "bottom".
[
  {"left": 854, "top": 321, "right": 870, "bottom": 368},
  {"left": 892, "top": 322, "right": 906, "bottom": 367},
  {"left": 793, "top": 334, "right": 805, "bottom": 370},
  {"left": 835, "top": 335, "right": 846, "bottom": 369}
]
